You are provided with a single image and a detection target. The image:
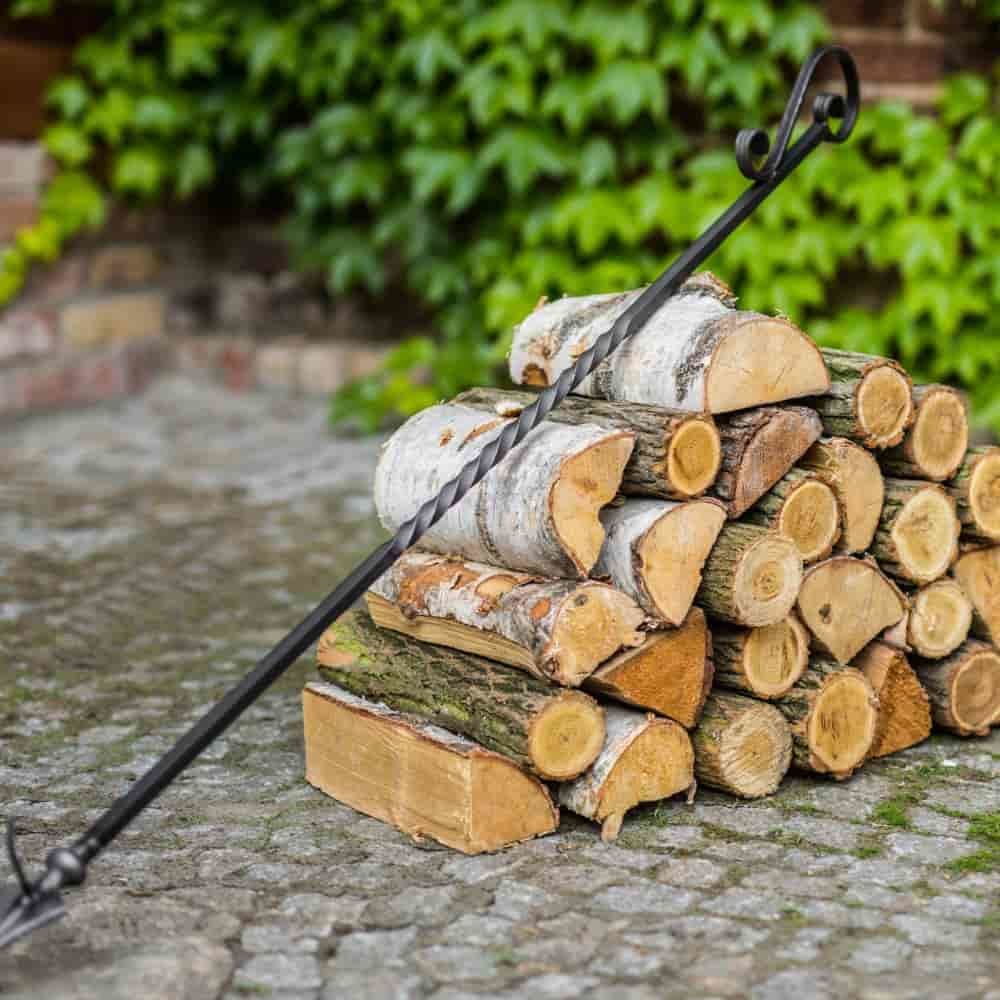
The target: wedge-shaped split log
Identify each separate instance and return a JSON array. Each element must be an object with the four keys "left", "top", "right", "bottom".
[
  {"left": 558, "top": 706, "right": 694, "bottom": 842},
  {"left": 872, "top": 480, "right": 959, "bottom": 585},
  {"left": 509, "top": 272, "right": 829, "bottom": 413},
  {"left": 881, "top": 579, "right": 972, "bottom": 659},
  {"left": 952, "top": 545, "right": 1000, "bottom": 644},
  {"left": 880, "top": 385, "right": 969, "bottom": 482},
  {"left": 367, "top": 552, "right": 644, "bottom": 686},
  {"left": 711, "top": 616, "right": 810, "bottom": 699},
  {"left": 374, "top": 402, "right": 634, "bottom": 578},
  {"left": 853, "top": 642, "right": 931, "bottom": 758},
  {"left": 913, "top": 640, "right": 1000, "bottom": 737},
  {"left": 947, "top": 447, "right": 1000, "bottom": 545},
  {"left": 743, "top": 469, "right": 841, "bottom": 563},
  {"left": 304, "top": 683, "right": 559, "bottom": 853}
]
